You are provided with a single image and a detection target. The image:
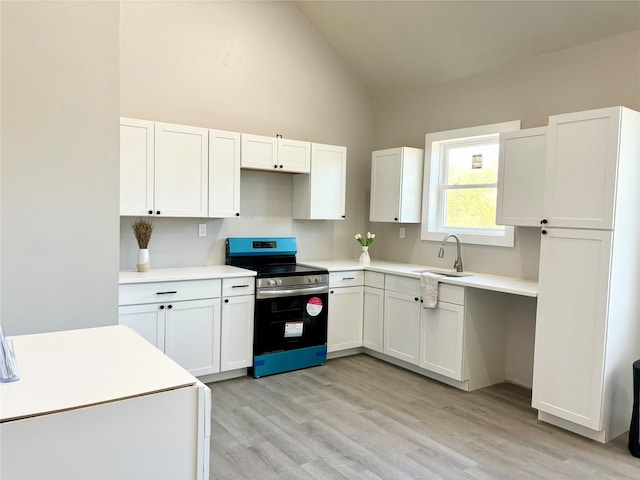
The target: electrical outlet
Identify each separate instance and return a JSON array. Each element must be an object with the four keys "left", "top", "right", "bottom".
[
  {"left": 399, "top": 227, "right": 405, "bottom": 239},
  {"left": 198, "top": 224, "right": 206, "bottom": 237}
]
